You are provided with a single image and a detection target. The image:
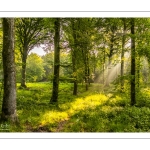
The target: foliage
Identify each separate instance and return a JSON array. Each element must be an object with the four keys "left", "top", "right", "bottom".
[
  {"left": 1, "top": 17, "right": 150, "bottom": 131},
  {"left": 15, "top": 18, "right": 50, "bottom": 52},
  {"left": 15, "top": 18, "right": 52, "bottom": 87},
  {"left": 0, "top": 19, "right": 3, "bottom": 81},
  {"left": 26, "top": 53, "right": 45, "bottom": 82},
  {"left": 42, "top": 52, "right": 54, "bottom": 81}
]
